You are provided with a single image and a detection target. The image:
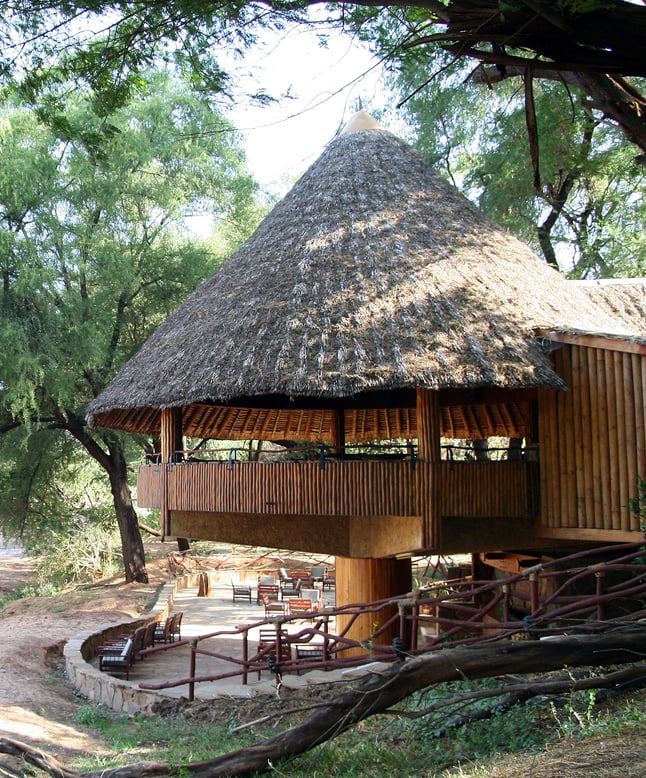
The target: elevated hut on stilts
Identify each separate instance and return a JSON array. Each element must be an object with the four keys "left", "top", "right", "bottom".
[{"left": 87, "top": 111, "right": 645, "bottom": 649}]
